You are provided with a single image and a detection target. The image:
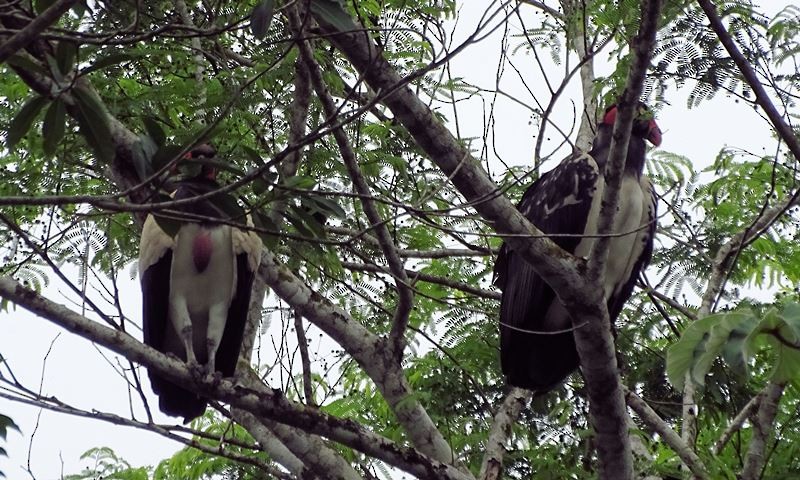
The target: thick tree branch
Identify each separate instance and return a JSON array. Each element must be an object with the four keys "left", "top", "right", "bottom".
[
  {"left": 234, "top": 411, "right": 316, "bottom": 479},
  {"left": 714, "top": 394, "right": 761, "bottom": 455},
  {"left": 261, "top": 417, "right": 363, "bottom": 480},
  {"left": 257, "top": 247, "right": 461, "bottom": 466},
  {"left": 575, "top": 0, "right": 662, "bottom": 476},
  {"left": 291, "top": 11, "right": 414, "bottom": 359},
  {"left": 0, "top": 0, "right": 82, "bottom": 64},
  {"left": 624, "top": 388, "right": 709, "bottom": 479},
  {"left": 697, "top": 0, "right": 800, "bottom": 163},
  {"left": 741, "top": 382, "right": 785, "bottom": 480},
  {"left": 478, "top": 388, "right": 531, "bottom": 480},
  {"left": 0, "top": 276, "right": 473, "bottom": 480}
]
